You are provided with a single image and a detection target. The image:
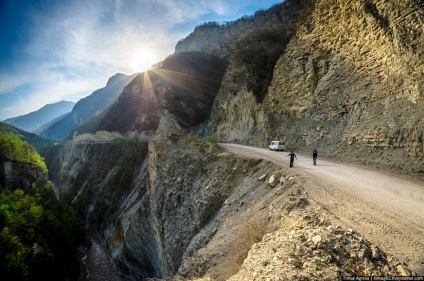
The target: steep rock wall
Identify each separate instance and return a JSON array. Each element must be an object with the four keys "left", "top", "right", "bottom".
[
  {"left": 45, "top": 139, "right": 154, "bottom": 280},
  {"left": 210, "top": 61, "right": 268, "bottom": 145},
  {"left": 210, "top": 0, "right": 424, "bottom": 176},
  {"left": 48, "top": 133, "right": 294, "bottom": 280},
  {"left": 263, "top": 0, "right": 424, "bottom": 174},
  {"left": 208, "top": 0, "right": 315, "bottom": 146},
  {"left": 109, "top": 134, "right": 280, "bottom": 280}
]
